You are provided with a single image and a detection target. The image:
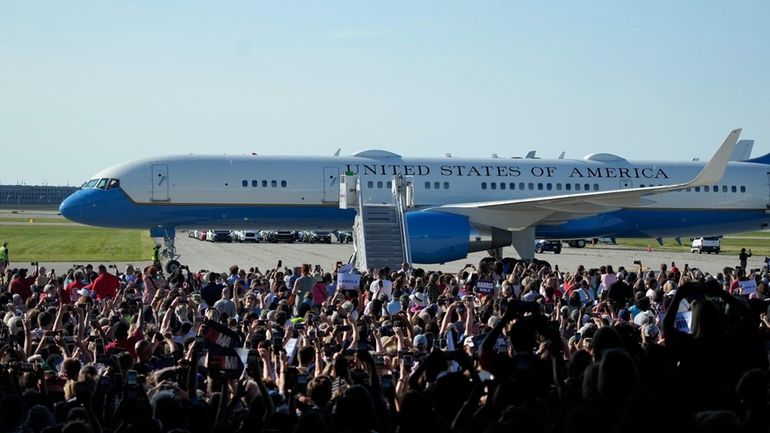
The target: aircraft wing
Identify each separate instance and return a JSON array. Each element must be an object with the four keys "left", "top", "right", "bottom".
[{"left": 433, "top": 129, "right": 741, "bottom": 231}]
